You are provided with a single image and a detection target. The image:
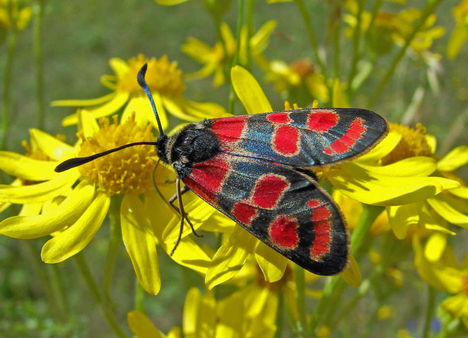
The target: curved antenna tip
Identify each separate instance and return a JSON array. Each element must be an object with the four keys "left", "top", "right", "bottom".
[{"left": 137, "top": 63, "right": 148, "bottom": 88}]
